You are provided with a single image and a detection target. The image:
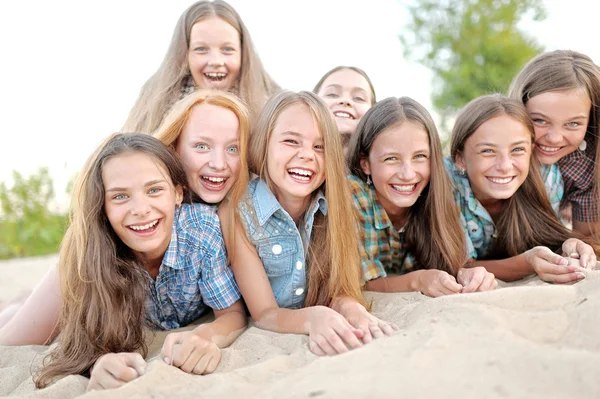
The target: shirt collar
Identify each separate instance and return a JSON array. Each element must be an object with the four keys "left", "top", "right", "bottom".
[
  {"left": 161, "top": 205, "right": 184, "bottom": 270},
  {"left": 365, "top": 183, "right": 393, "bottom": 230}
]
